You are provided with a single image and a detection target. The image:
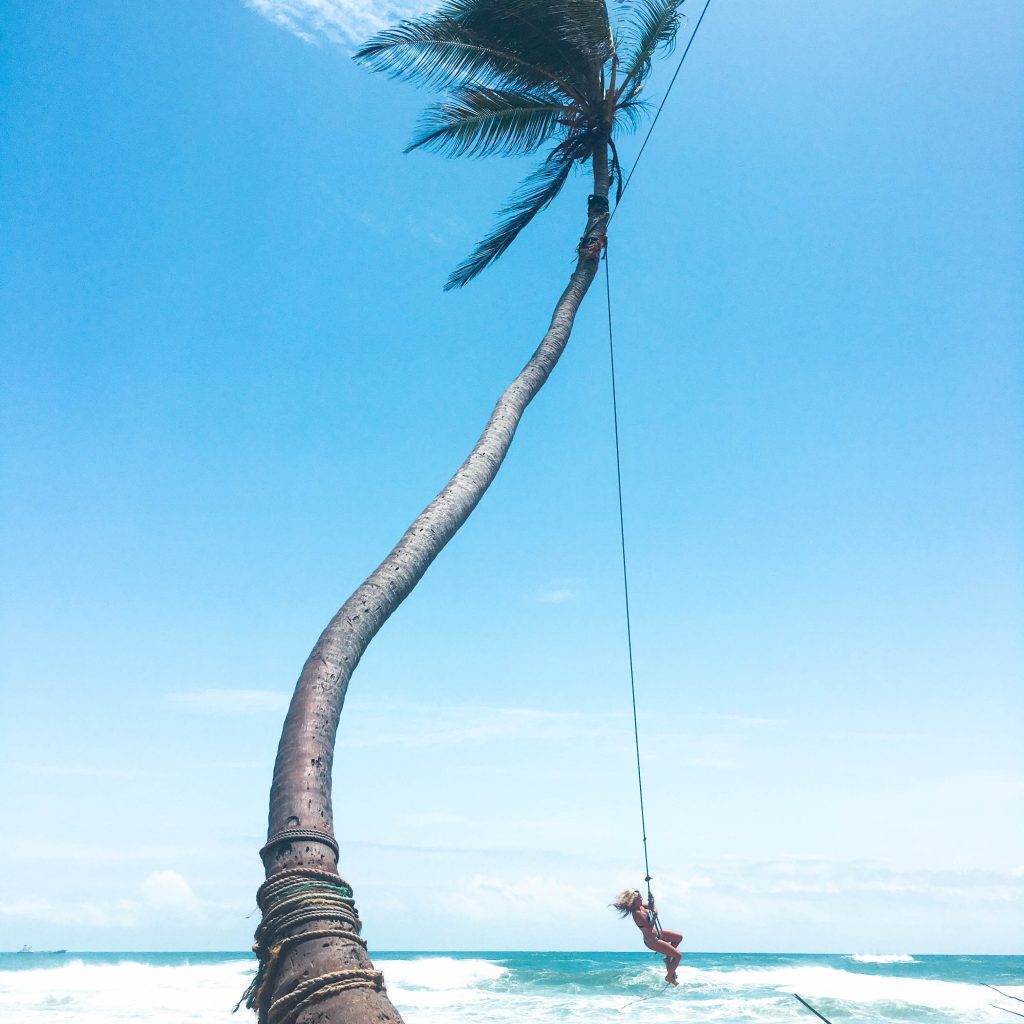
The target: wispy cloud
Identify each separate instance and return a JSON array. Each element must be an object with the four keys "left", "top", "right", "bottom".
[
  {"left": 0, "top": 895, "right": 141, "bottom": 928},
  {"left": 337, "top": 697, "right": 791, "bottom": 756},
  {"left": 536, "top": 577, "right": 584, "bottom": 604},
  {"left": 162, "top": 688, "right": 289, "bottom": 715},
  {"left": 709, "top": 714, "right": 784, "bottom": 728},
  {"left": 684, "top": 755, "right": 738, "bottom": 770},
  {"left": 440, "top": 872, "right": 605, "bottom": 922},
  {"left": 245, "top": 0, "right": 436, "bottom": 47},
  {"left": 0, "top": 840, "right": 254, "bottom": 866},
  {"left": 139, "top": 869, "right": 201, "bottom": 915},
  {"left": 342, "top": 697, "right": 624, "bottom": 748},
  {"left": 0, "top": 870, "right": 228, "bottom": 928},
  {"left": 15, "top": 764, "right": 134, "bottom": 779},
  {"left": 657, "top": 857, "right": 1024, "bottom": 906}
]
